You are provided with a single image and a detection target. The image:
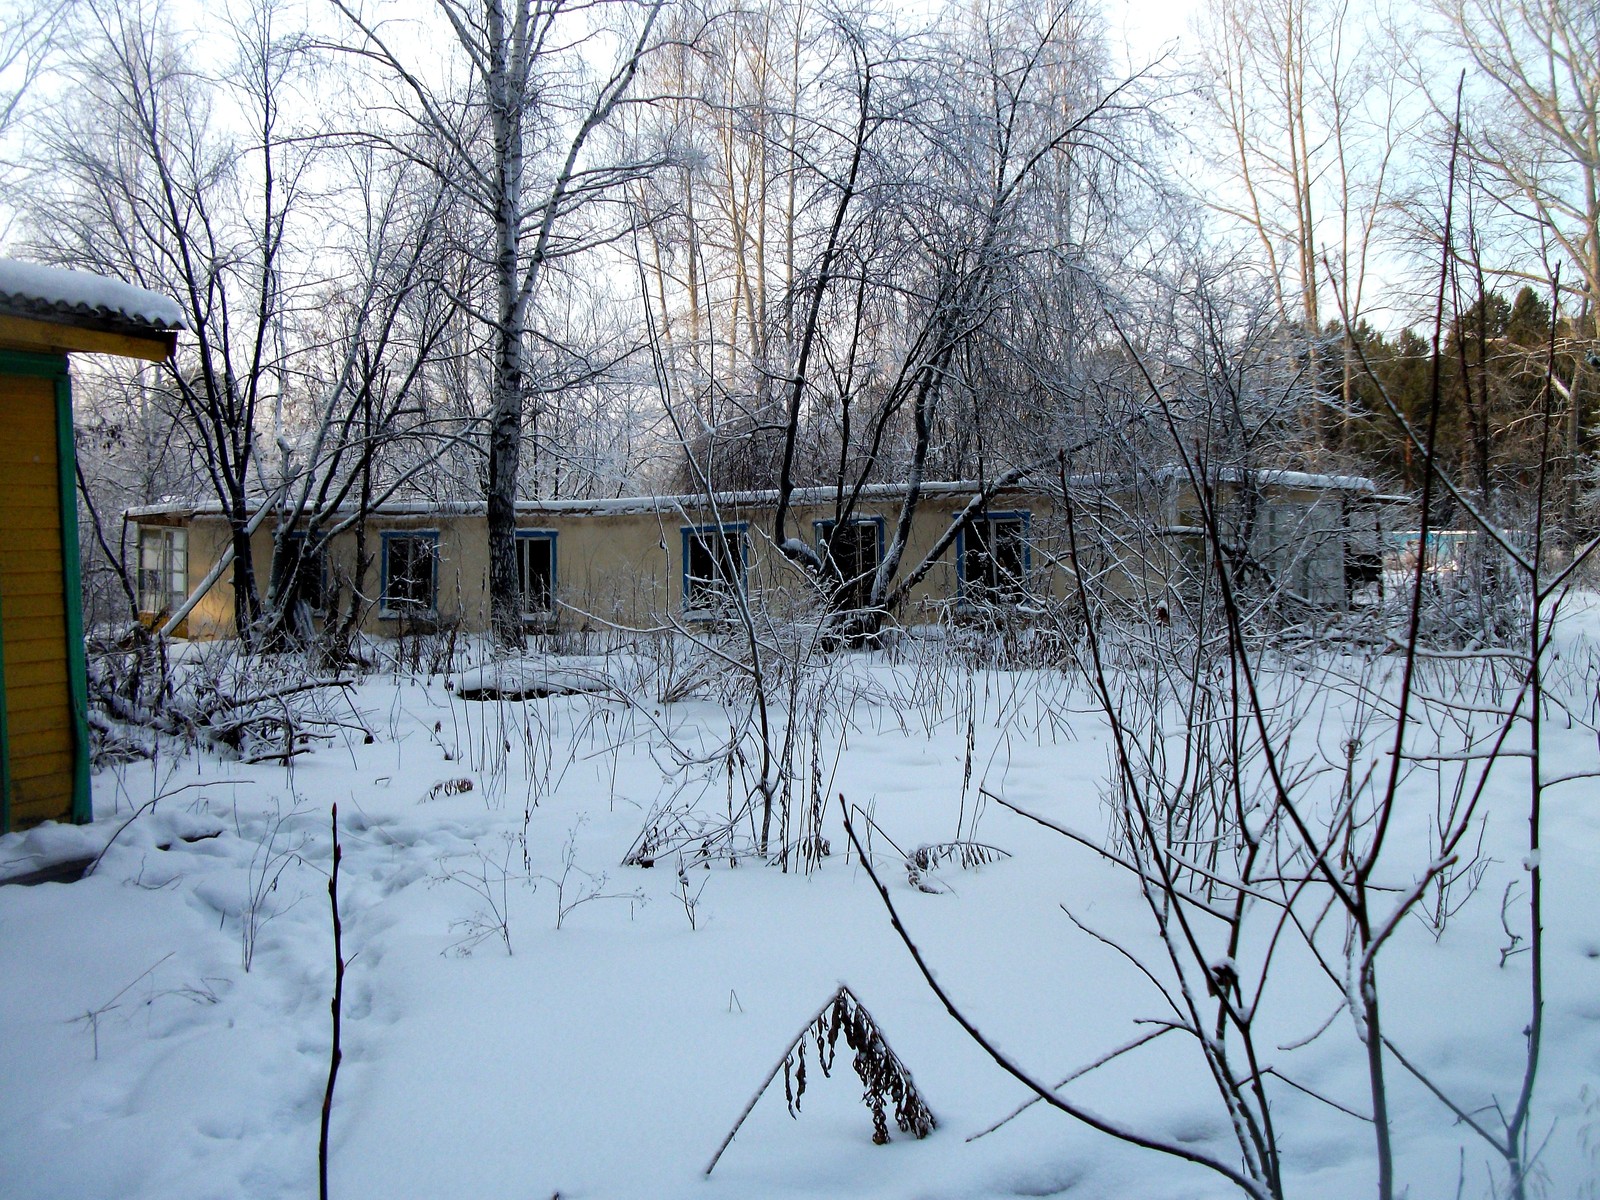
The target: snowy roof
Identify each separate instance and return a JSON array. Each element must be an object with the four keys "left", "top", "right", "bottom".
[
  {"left": 0, "top": 259, "right": 185, "bottom": 334},
  {"left": 1192, "top": 467, "right": 1377, "bottom": 493},
  {"left": 123, "top": 470, "right": 1379, "bottom": 522},
  {"left": 125, "top": 480, "right": 1050, "bottom": 520}
]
